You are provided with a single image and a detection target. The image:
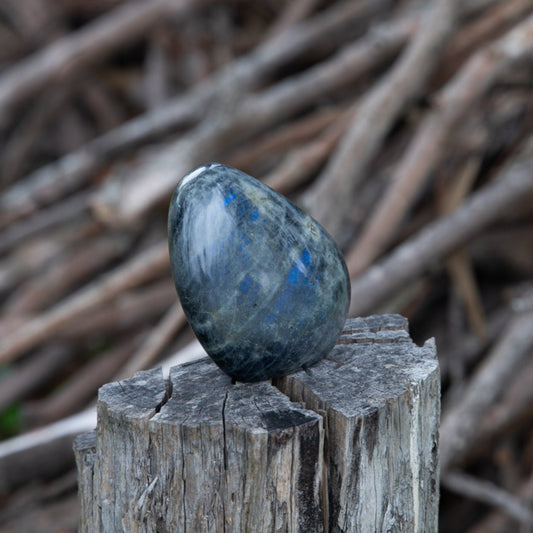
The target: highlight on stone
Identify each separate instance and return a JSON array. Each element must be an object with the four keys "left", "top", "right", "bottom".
[{"left": 168, "top": 163, "right": 350, "bottom": 382}]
